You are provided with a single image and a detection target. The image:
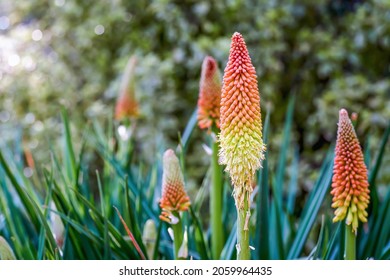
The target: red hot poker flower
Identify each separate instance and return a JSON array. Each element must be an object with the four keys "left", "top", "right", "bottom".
[
  {"left": 219, "top": 32, "right": 265, "bottom": 209},
  {"left": 197, "top": 56, "right": 222, "bottom": 131},
  {"left": 159, "top": 149, "right": 191, "bottom": 224},
  {"left": 331, "top": 109, "right": 370, "bottom": 233},
  {"left": 115, "top": 56, "right": 139, "bottom": 120}
]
